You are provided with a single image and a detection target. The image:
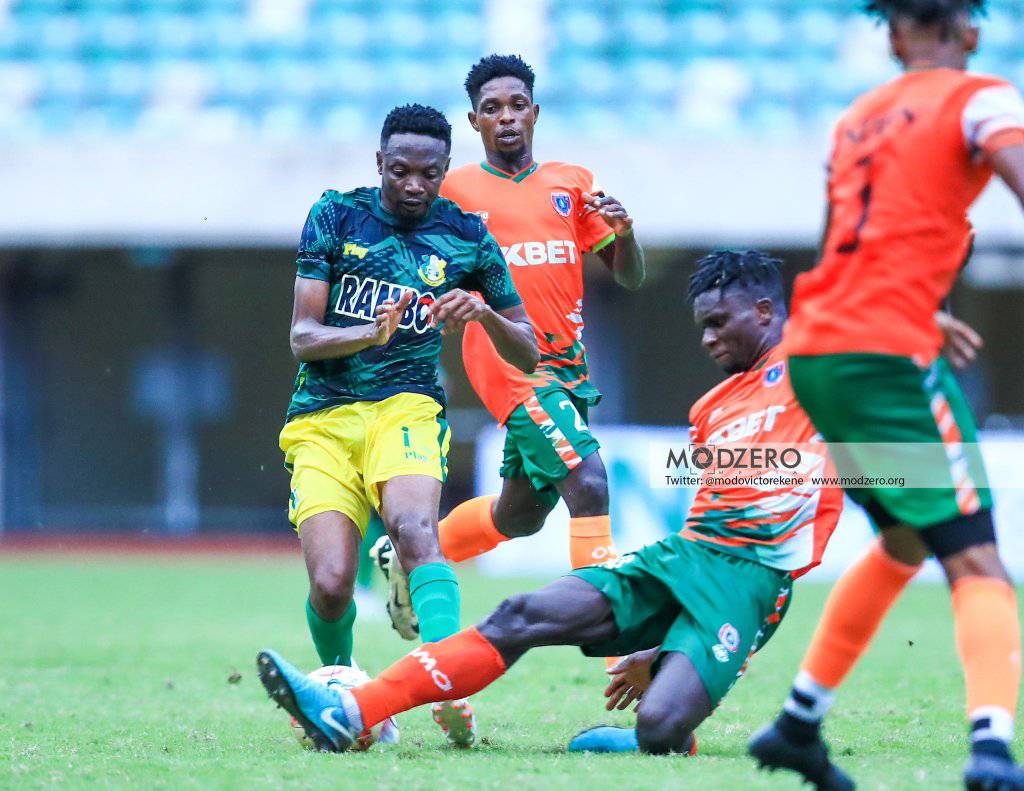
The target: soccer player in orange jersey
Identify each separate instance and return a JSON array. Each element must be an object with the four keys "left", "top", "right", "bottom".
[
  {"left": 748, "top": 3, "right": 1024, "bottom": 789},
  {"left": 258, "top": 252, "right": 980, "bottom": 758},
  {"left": 370, "top": 56, "right": 645, "bottom": 639},
  {"left": 256, "top": 251, "right": 843, "bottom": 757}
]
